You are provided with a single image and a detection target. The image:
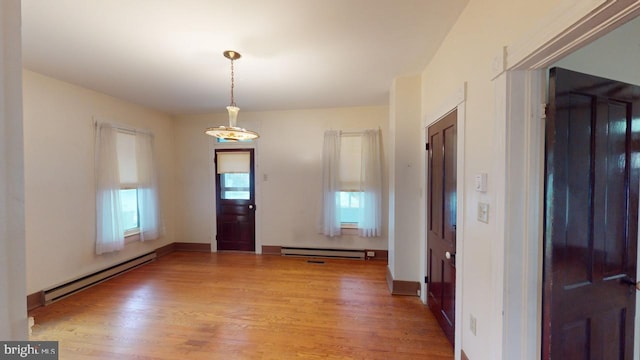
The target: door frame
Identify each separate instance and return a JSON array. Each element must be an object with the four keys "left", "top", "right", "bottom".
[
  {"left": 422, "top": 83, "right": 466, "bottom": 358},
  {"left": 209, "top": 139, "right": 261, "bottom": 253},
  {"left": 497, "top": 1, "right": 640, "bottom": 359}
]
